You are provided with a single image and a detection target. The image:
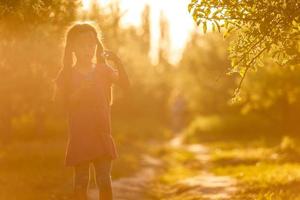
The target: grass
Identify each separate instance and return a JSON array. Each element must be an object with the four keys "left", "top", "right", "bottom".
[
  {"left": 181, "top": 115, "right": 300, "bottom": 199},
  {"left": 4, "top": 111, "right": 300, "bottom": 200},
  {"left": 0, "top": 135, "right": 73, "bottom": 200},
  {"left": 149, "top": 145, "right": 205, "bottom": 200},
  {"left": 158, "top": 148, "right": 198, "bottom": 184},
  {"left": 0, "top": 116, "right": 168, "bottom": 200},
  {"left": 209, "top": 138, "right": 300, "bottom": 200},
  {"left": 149, "top": 137, "right": 300, "bottom": 200}
]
